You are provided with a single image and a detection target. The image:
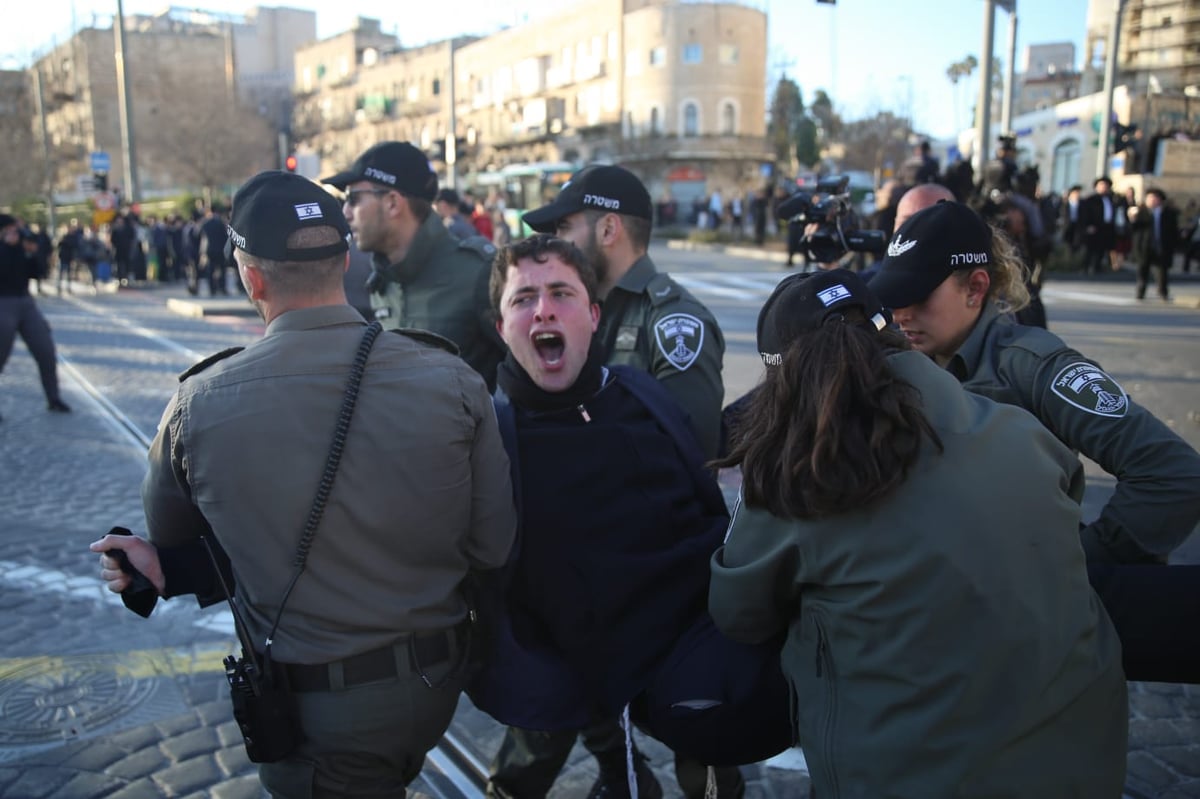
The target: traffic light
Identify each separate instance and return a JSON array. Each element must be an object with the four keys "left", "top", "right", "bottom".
[
  {"left": 1113, "top": 123, "right": 1139, "bottom": 151},
  {"left": 285, "top": 154, "right": 298, "bottom": 173},
  {"left": 93, "top": 172, "right": 108, "bottom": 191}
]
